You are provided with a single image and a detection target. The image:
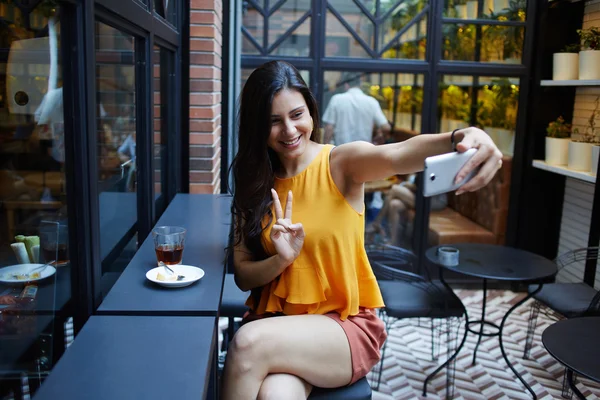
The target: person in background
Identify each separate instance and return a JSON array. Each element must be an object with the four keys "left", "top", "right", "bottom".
[
  {"left": 322, "top": 72, "right": 391, "bottom": 146},
  {"left": 367, "top": 174, "right": 447, "bottom": 245},
  {"left": 222, "top": 60, "right": 503, "bottom": 399},
  {"left": 116, "top": 117, "right": 136, "bottom": 192}
]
